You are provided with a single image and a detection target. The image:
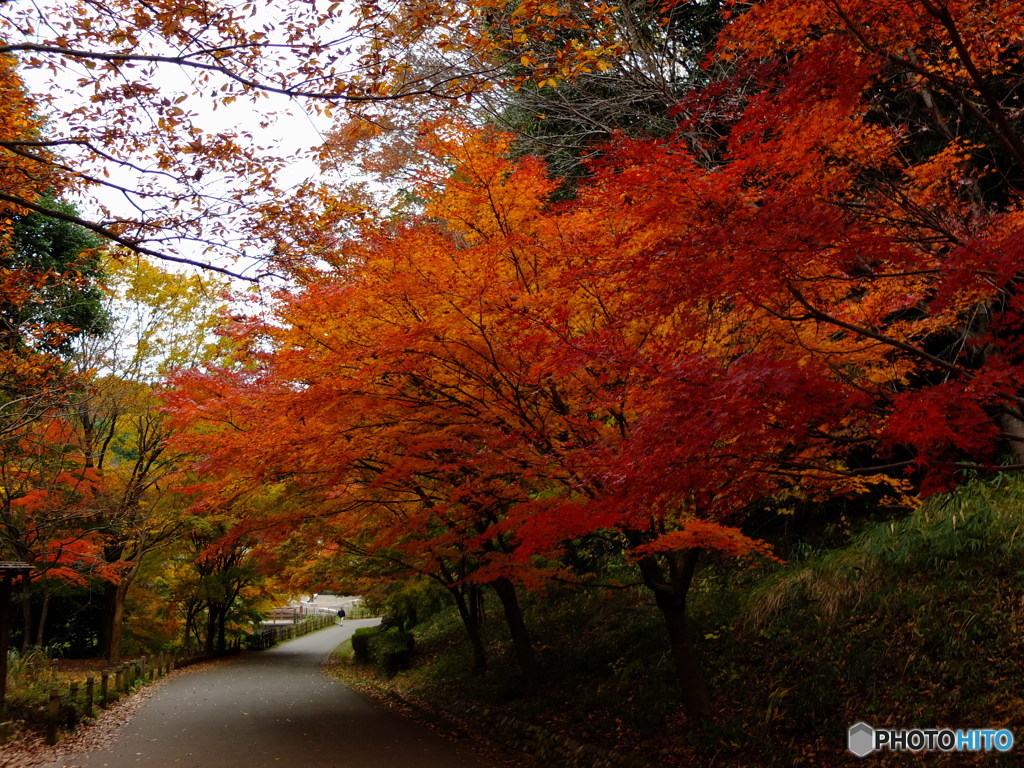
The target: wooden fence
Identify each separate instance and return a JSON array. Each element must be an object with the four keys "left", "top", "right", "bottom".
[
  {"left": 247, "top": 613, "right": 335, "bottom": 650},
  {"left": 264, "top": 604, "right": 335, "bottom": 624},
  {"left": 40, "top": 650, "right": 197, "bottom": 746}
]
